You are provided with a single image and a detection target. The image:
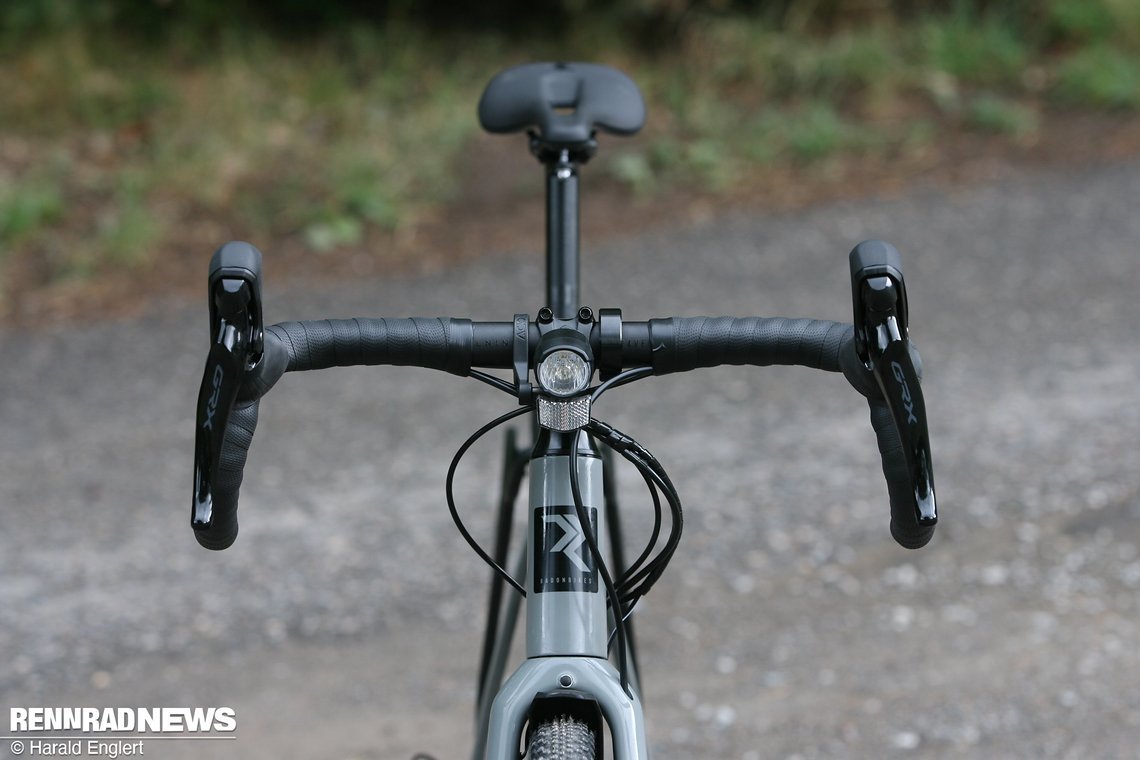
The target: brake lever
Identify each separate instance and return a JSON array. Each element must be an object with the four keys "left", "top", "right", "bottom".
[
  {"left": 850, "top": 241, "right": 937, "bottom": 526},
  {"left": 192, "top": 242, "right": 265, "bottom": 529}
]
